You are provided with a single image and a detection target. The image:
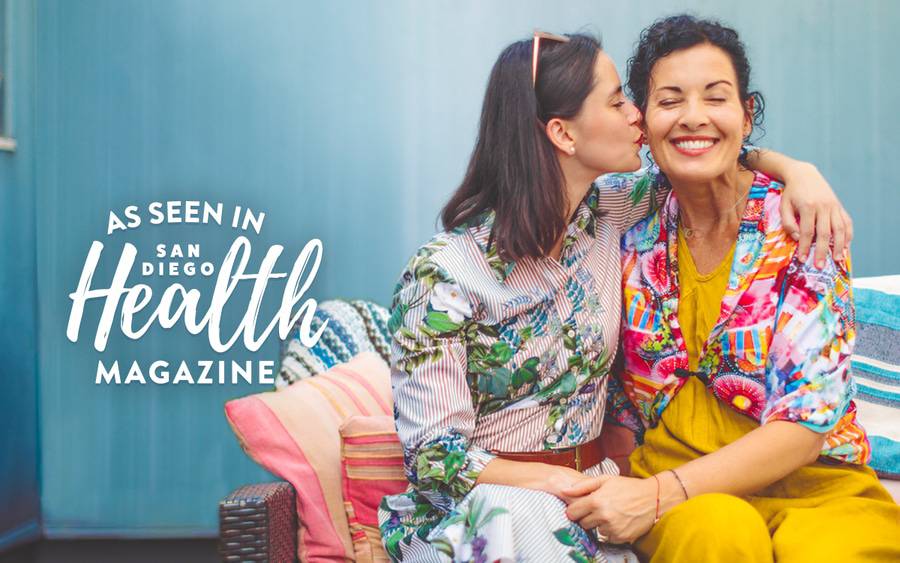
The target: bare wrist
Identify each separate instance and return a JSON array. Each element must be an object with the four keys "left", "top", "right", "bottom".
[{"left": 527, "top": 462, "right": 576, "bottom": 494}]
